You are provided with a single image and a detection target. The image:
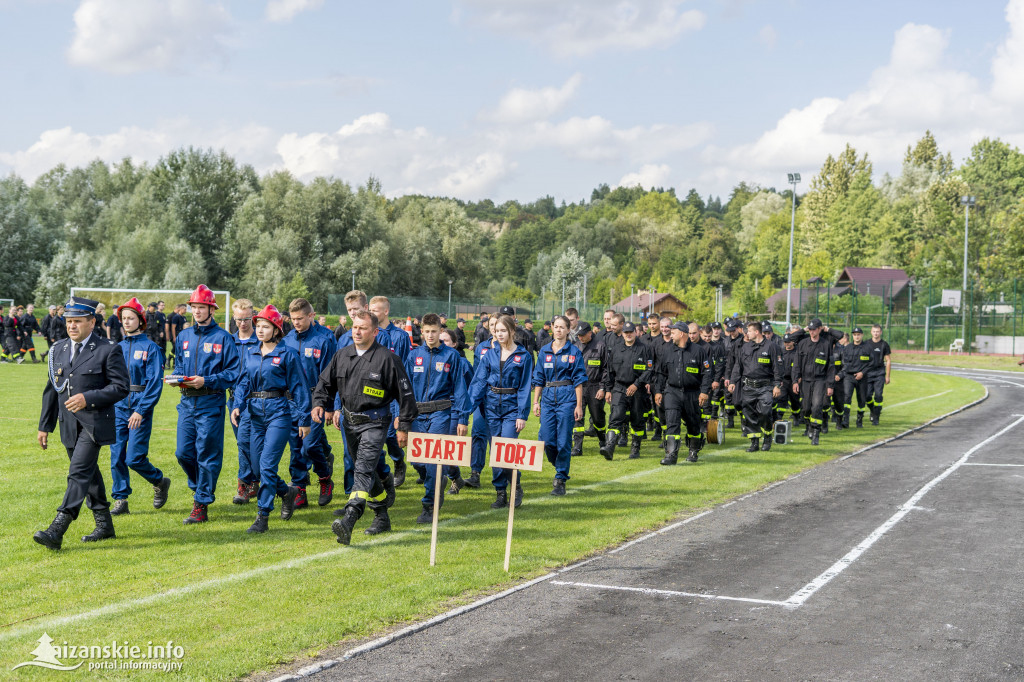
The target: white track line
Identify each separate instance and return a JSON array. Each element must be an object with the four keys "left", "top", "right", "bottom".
[
  {"left": 962, "top": 462, "right": 1024, "bottom": 467},
  {"left": 784, "top": 414, "right": 1024, "bottom": 608},
  {"left": 548, "top": 580, "right": 789, "bottom": 607},
  {"left": 885, "top": 389, "right": 951, "bottom": 408}
]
